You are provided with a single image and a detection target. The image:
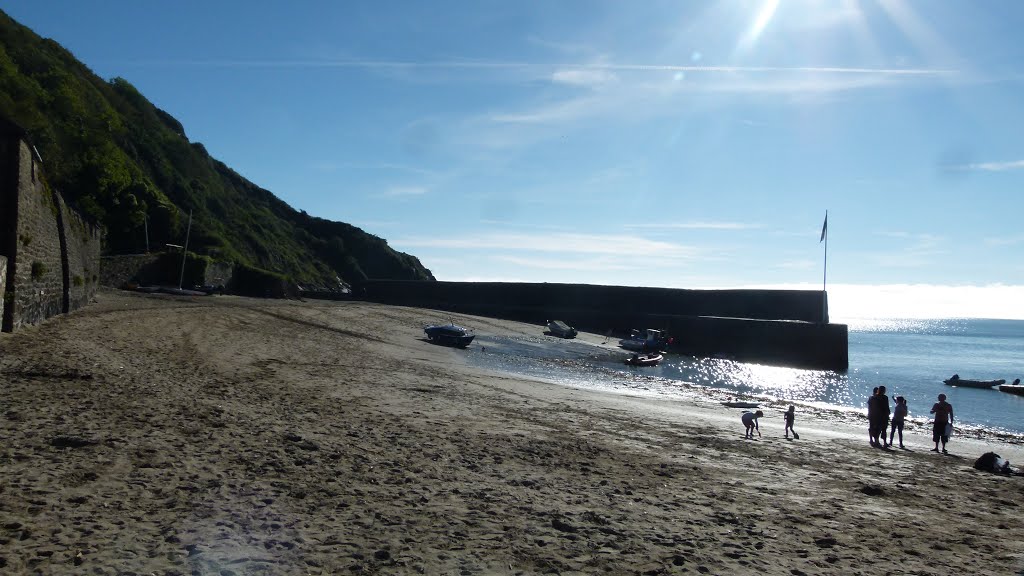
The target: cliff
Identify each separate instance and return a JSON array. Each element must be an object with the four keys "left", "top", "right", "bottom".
[{"left": 0, "top": 10, "right": 433, "bottom": 288}]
